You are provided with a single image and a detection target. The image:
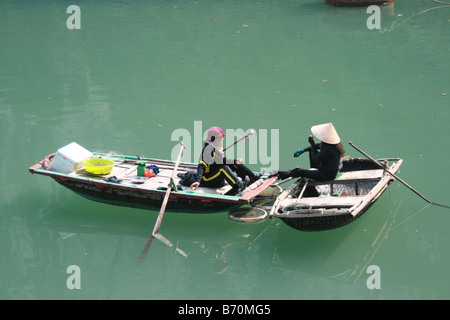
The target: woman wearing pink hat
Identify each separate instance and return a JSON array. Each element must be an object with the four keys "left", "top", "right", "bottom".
[
  {"left": 277, "top": 123, "right": 345, "bottom": 181},
  {"left": 189, "top": 126, "right": 258, "bottom": 195}
]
